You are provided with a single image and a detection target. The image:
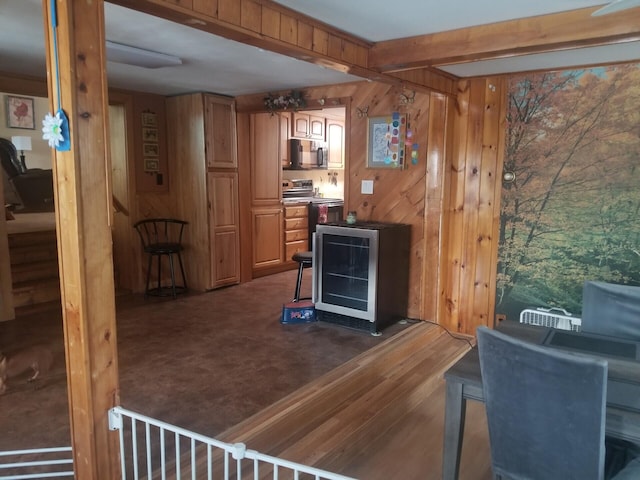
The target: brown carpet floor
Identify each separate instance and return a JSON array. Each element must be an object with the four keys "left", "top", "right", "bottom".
[{"left": 0, "top": 269, "right": 410, "bottom": 452}]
